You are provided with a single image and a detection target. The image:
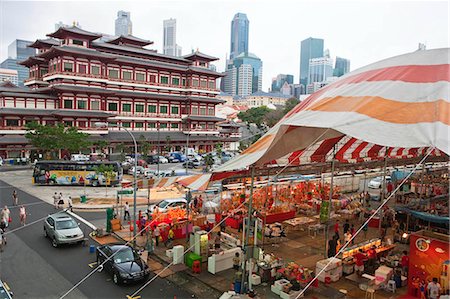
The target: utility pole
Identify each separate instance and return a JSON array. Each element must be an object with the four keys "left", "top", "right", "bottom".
[
  {"left": 241, "top": 166, "right": 255, "bottom": 294},
  {"left": 324, "top": 145, "right": 336, "bottom": 258}
]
